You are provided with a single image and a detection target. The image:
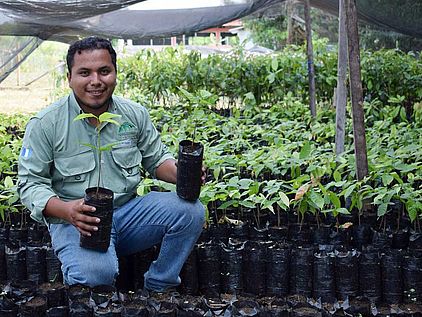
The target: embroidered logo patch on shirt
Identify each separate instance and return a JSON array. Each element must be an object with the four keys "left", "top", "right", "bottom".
[
  {"left": 117, "top": 121, "right": 137, "bottom": 142},
  {"left": 20, "top": 147, "right": 32, "bottom": 159}
]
